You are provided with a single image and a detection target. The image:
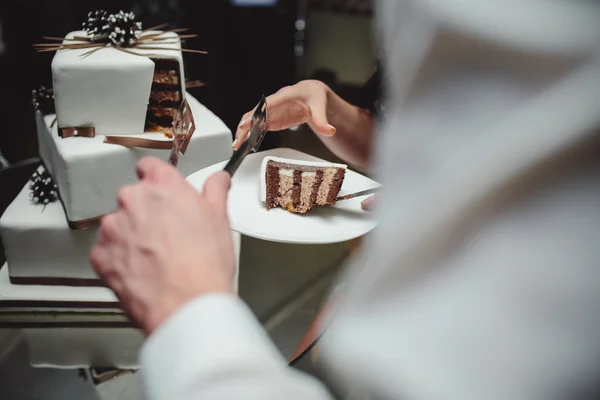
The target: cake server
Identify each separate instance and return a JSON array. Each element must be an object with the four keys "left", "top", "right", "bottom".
[
  {"left": 336, "top": 186, "right": 382, "bottom": 202},
  {"left": 169, "top": 99, "right": 196, "bottom": 167},
  {"left": 223, "top": 95, "right": 269, "bottom": 176}
]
